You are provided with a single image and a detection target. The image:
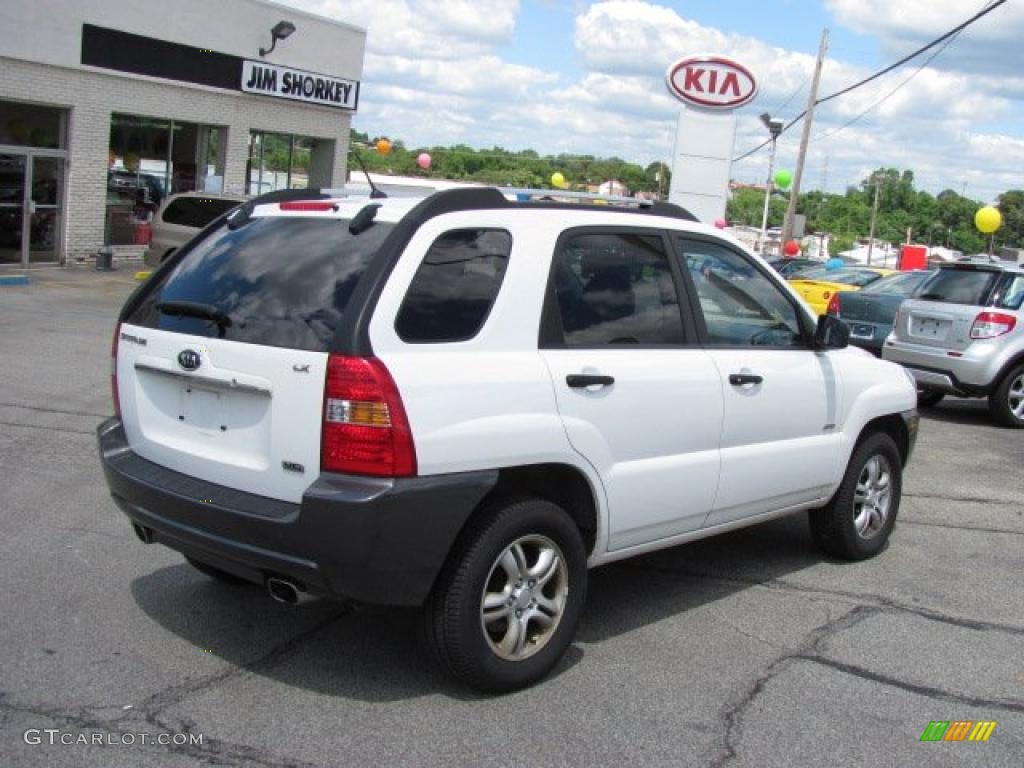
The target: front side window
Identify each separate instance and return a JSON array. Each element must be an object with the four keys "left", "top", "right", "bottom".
[
  {"left": 395, "top": 229, "right": 512, "bottom": 343},
  {"left": 676, "top": 238, "right": 804, "bottom": 347},
  {"left": 550, "top": 232, "right": 684, "bottom": 346}
]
